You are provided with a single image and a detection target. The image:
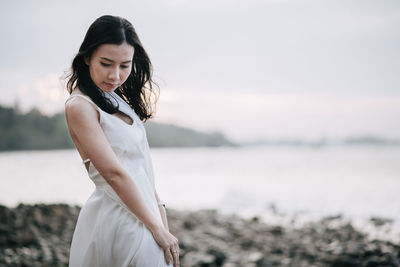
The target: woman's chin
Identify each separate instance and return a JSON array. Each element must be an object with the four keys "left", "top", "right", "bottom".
[{"left": 98, "top": 85, "right": 117, "bottom": 92}]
